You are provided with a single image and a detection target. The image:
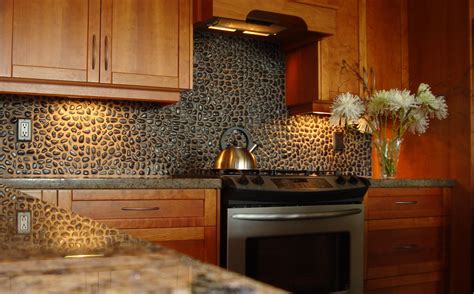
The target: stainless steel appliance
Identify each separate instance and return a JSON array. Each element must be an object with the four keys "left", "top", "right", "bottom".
[
  {"left": 220, "top": 170, "right": 369, "bottom": 294},
  {"left": 214, "top": 127, "right": 258, "bottom": 170}
]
